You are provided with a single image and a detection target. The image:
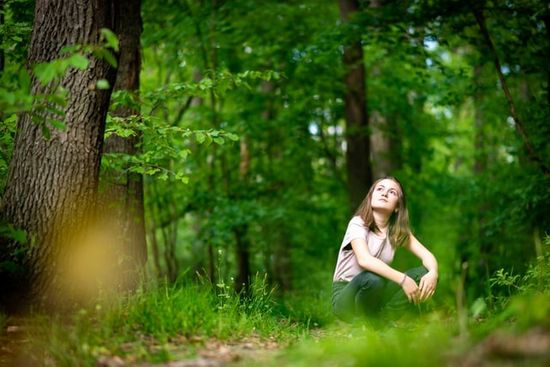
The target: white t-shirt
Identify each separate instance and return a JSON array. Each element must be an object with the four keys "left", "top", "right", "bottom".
[{"left": 332, "top": 216, "right": 396, "bottom": 282}]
